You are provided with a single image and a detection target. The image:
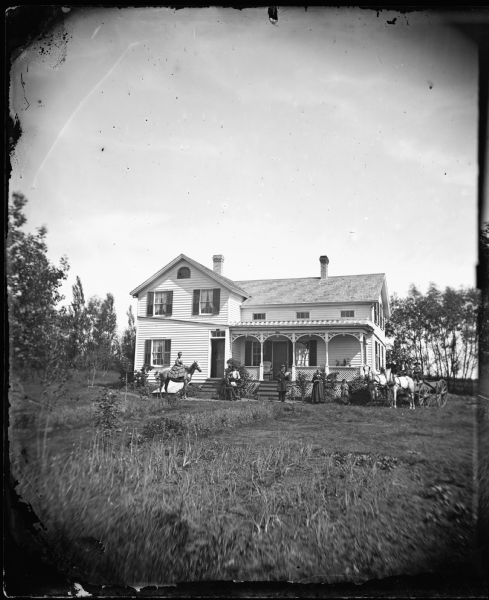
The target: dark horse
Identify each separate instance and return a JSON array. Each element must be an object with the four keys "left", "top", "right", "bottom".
[{"left": 155, "top": 361, "right": 202, "bottom": 400}]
